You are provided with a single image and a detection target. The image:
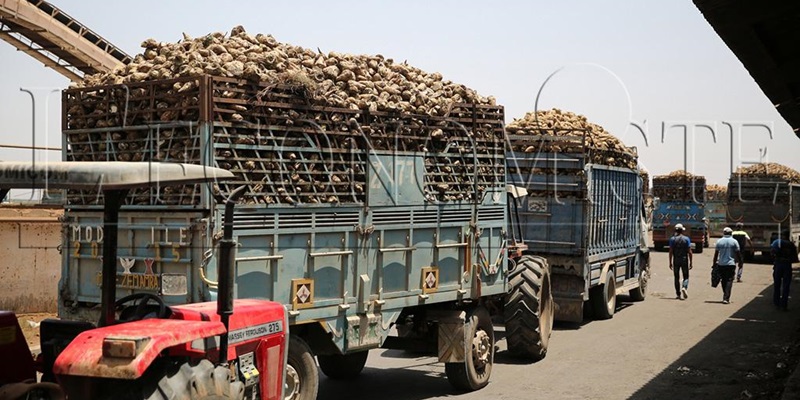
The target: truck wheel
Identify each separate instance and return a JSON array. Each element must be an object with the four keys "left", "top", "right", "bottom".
[
  {"left": 591, "top": 272, "right": 616, "bottom": 319},
  {"left": 629, "top": 254, "right": 649, "bottom": 302},
  {"left": 694, "top": 242, "right": 704, "bottom": 254},
  {"left": 285, "top": 335, "right": 318, "bottom": 400},
  {"left": 445, "top": 306, "right": 494, "bottom": 391},
  {"left": 503, "top": 255, "right": 553, "bottom": 360},
  {"left": 317, "top": 351, "right": 368, "bottom": 380},
  {"left": 143, "top": 359, "right": 245, "bottom": 399}
]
